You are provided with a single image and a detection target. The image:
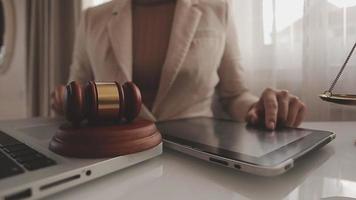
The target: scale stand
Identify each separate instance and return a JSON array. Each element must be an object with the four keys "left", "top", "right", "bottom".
[{"left": 319, "top": 42, "right": 356, "bottom": 105}]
